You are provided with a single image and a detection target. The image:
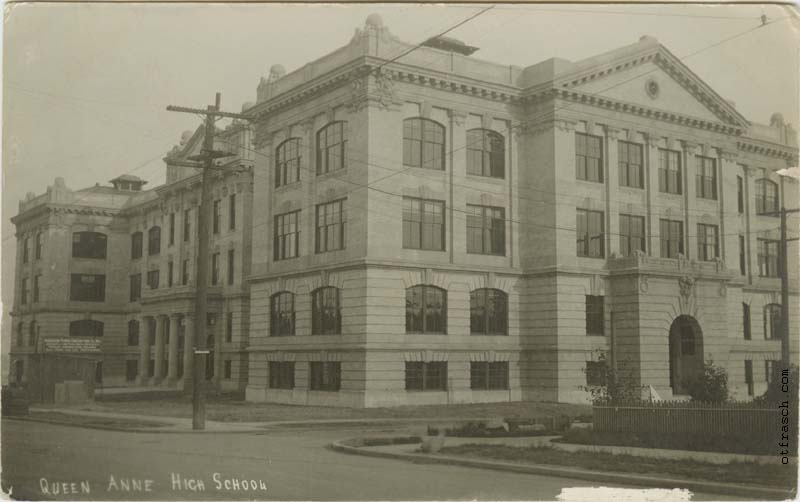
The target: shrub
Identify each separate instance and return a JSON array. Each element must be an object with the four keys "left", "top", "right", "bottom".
[
  {"left": 582, "top": 351, "right": 644, "bottom": 404},
  {"left": 757, "top": 364, "right": 798, "bottom": 404},
  {"left": 684, "top": 360, "right": 728, "bottom": 403}
]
